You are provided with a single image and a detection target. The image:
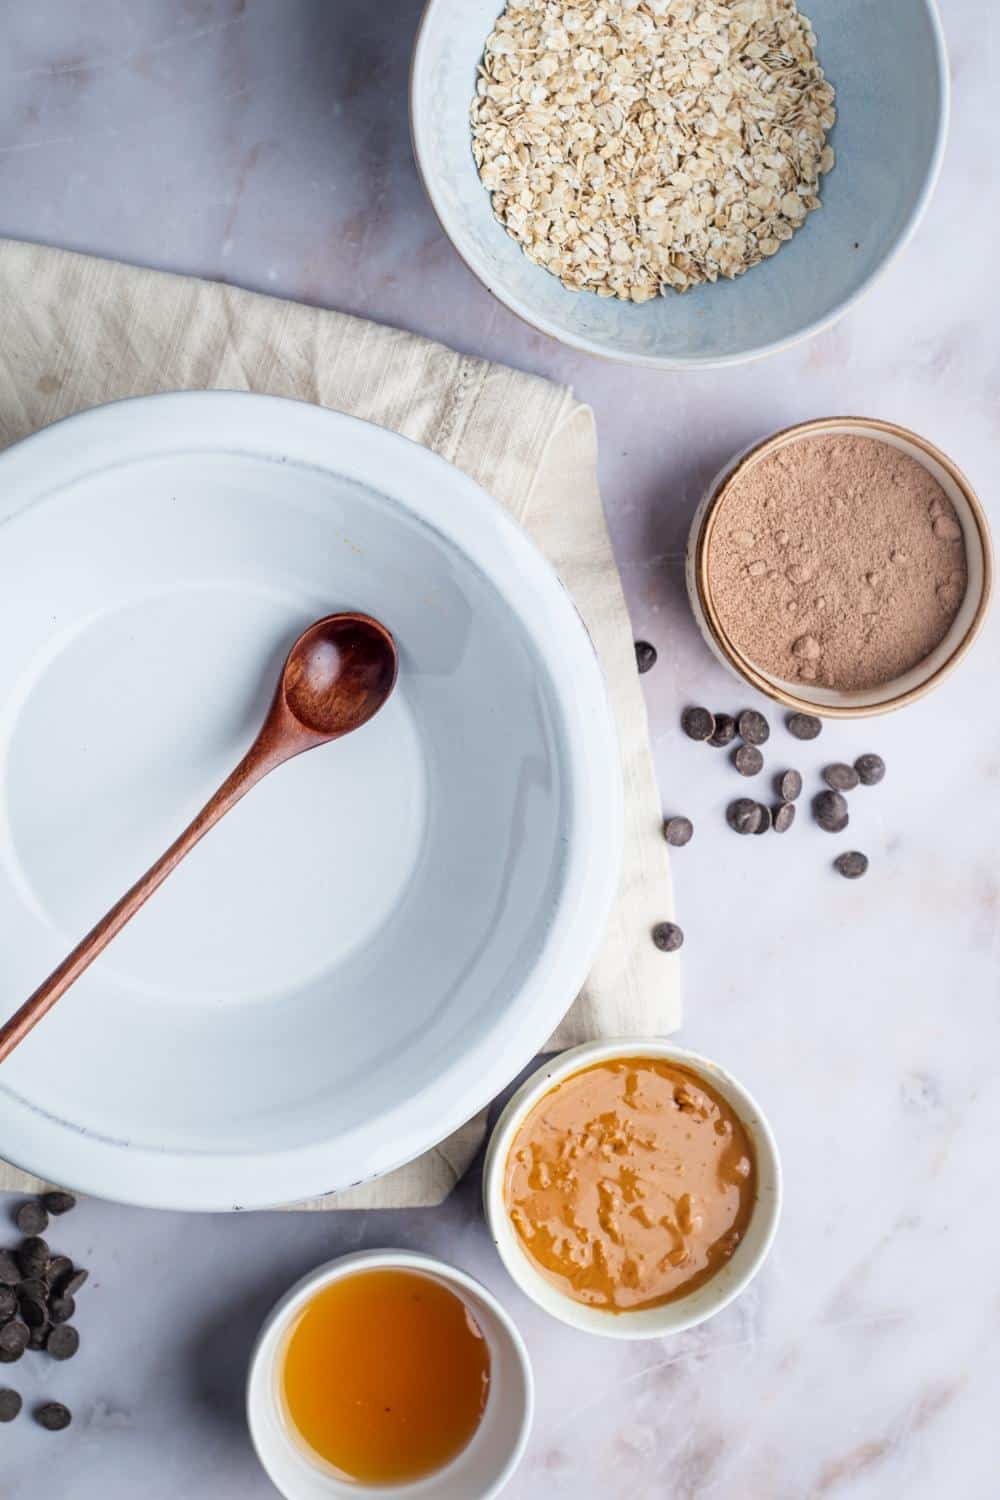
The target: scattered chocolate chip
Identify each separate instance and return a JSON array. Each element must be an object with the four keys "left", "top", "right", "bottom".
[
  {"left": 0, "top": 1287, "right": 16, "bottom": 1323},
  {"left": 663, "top": 816, "right": 694, "bottom": 847},
  {"left": 708, "top": 712, "right": 737, "bottom": 747},
  {"left": 60, "top": 1269, "right": 88, "bottom": 1299},
  {"left": 14, "top": 1201, "right": 48, "bottom": 1237},
  {"left": 737, "top": 709, "right": 770, "bottom": 746},
  {"left": 813, "top": 790, "right": 849, "bottom": 833},
  {"left": 45, "top": 1324, "right": 79, "bottom": 1361},
  {"left": 35, "top": 1401, "right": 71, "bottom": 1431},
  {"left": 774, "top": 769, "right": 802, "bottom": 802},
  {"left": 0, "top": 1250, "right": 22, "bottom": 1286},
  {"left": 732, "top": 744, "right": 764, "bottom": 777},
  {"left": 0, "top": 1387, "right": 21, "bottom": 1422},
  {"left": 681, "top": 706, "right": 715, "bottom": 742},
  {"left": 823, "top": 762, "right": 860, "bottom": 792},
  {"left": 652, "top": 921, "right": 684, "bottom": 953},
  {"left": 45, "top": 1256, "right": 72, "bottom": 1288},
  {"left": 787, "top": 712, "right": 822, "bottom": 740},
  {"left": 41, "top": 1192, "right": 76, "bottom": 1217},
  {"left": 17, "top": 1239, "right": 49, "bottom": 1280},
  {"left": 726, "top": 798, "right": 763, "bottom": 835},
  {"left": 19, "top": 1299, "right": 48, "bottom": 1331},
  {"left": 634, "top": 640, "right": 657, "bottom": 674},
  {"left": 834, "top": 850, "right": 869, "bottom": 879},
  {"left": 0, "top": 1321, "right": 28, "bottom": 1361},
  {"left": 48, "top": 1295, "right": 74, "bottom": 1325},
  {"left": 772, "top": 802, "right": 796, "bottom": 833},
  {"left": 753, "top": 803, "right": 772, "bottom": 833},
  {"left": 855, "top": 754, "right": 885, "bottom": 786}
]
